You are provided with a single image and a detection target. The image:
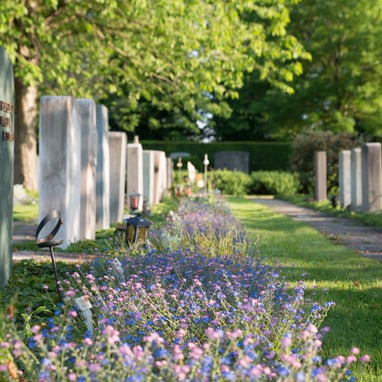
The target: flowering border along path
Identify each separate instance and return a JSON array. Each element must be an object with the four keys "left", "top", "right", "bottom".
[{"left": 1, "top": 198, "right": 369, "bottom": 381}]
